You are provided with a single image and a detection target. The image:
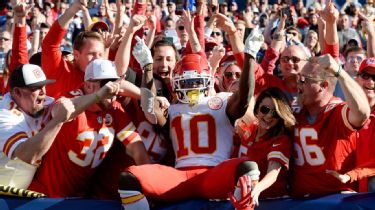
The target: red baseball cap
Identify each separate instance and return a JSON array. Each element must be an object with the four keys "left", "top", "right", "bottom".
[{"left": 359, "top": 57, "right": 375, "bottom": 73}]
